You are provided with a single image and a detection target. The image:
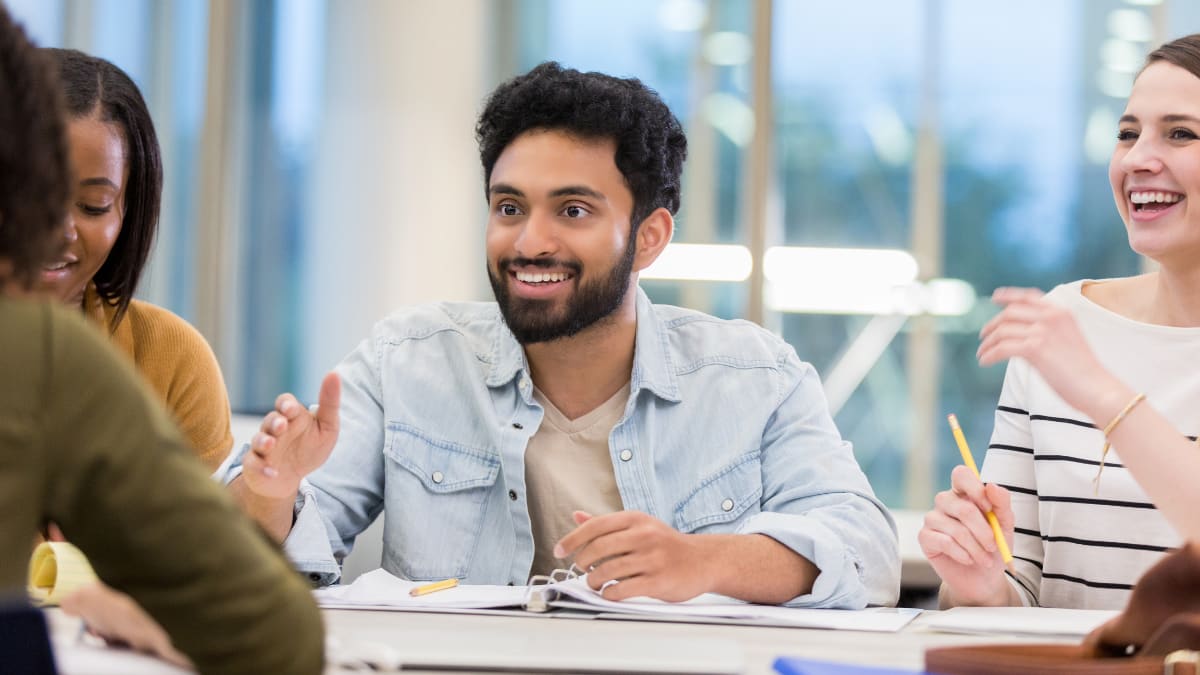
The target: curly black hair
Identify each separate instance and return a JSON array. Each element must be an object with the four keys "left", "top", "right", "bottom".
[
  {"left": 476, "top": 61, "right": 687, "bottom": 231},
  {"left": 0, "top": 6, "right": 71, "bottom": 289},
  {"left": 44, "top": 48, "right": 163, "bottom": 328}
]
